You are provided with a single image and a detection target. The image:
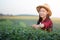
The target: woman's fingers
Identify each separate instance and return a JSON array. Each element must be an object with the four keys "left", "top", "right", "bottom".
[
  {"left": 32, "top": 24, "right": 36, "bottom": 27},
  {"left": 32, "top": 24, "right": 42, "bottom": 29},
  {"left": 32, "top": 24, "right": 40, "bottom": 29}
]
